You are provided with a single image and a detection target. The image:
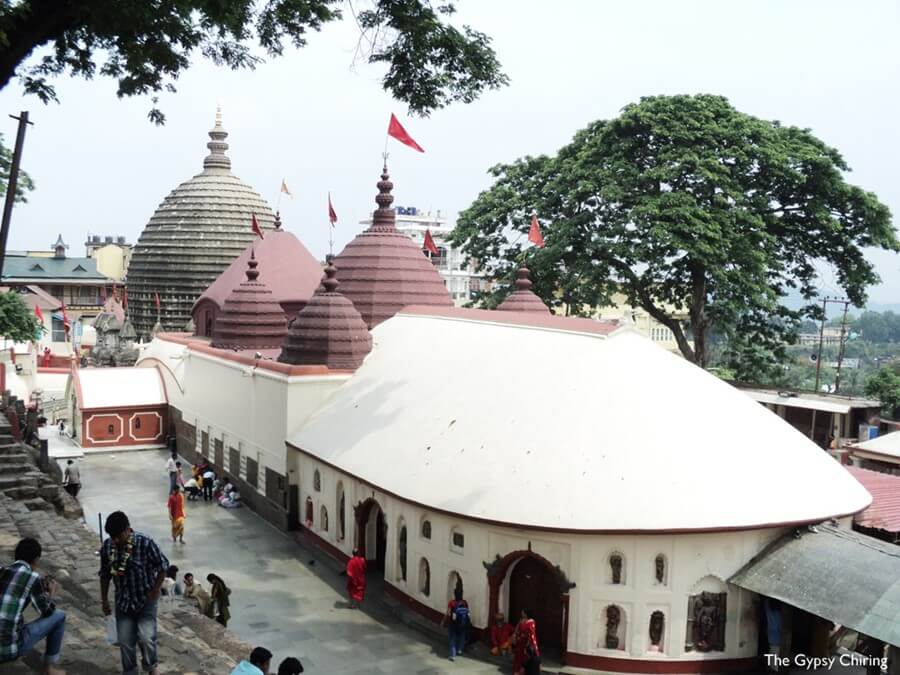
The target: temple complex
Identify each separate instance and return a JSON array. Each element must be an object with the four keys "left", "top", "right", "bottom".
[
  {"left": 126, "top": 110, "right": 277, "bottom": 336},
  {"left": 72, "top": 163, "right": 885, "bottom": 672}
]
